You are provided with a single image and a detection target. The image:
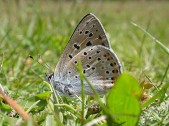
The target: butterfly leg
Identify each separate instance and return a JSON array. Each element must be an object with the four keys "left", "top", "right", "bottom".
[{"left": 64, "top": 84, "right": 75, "bottom": 96}]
